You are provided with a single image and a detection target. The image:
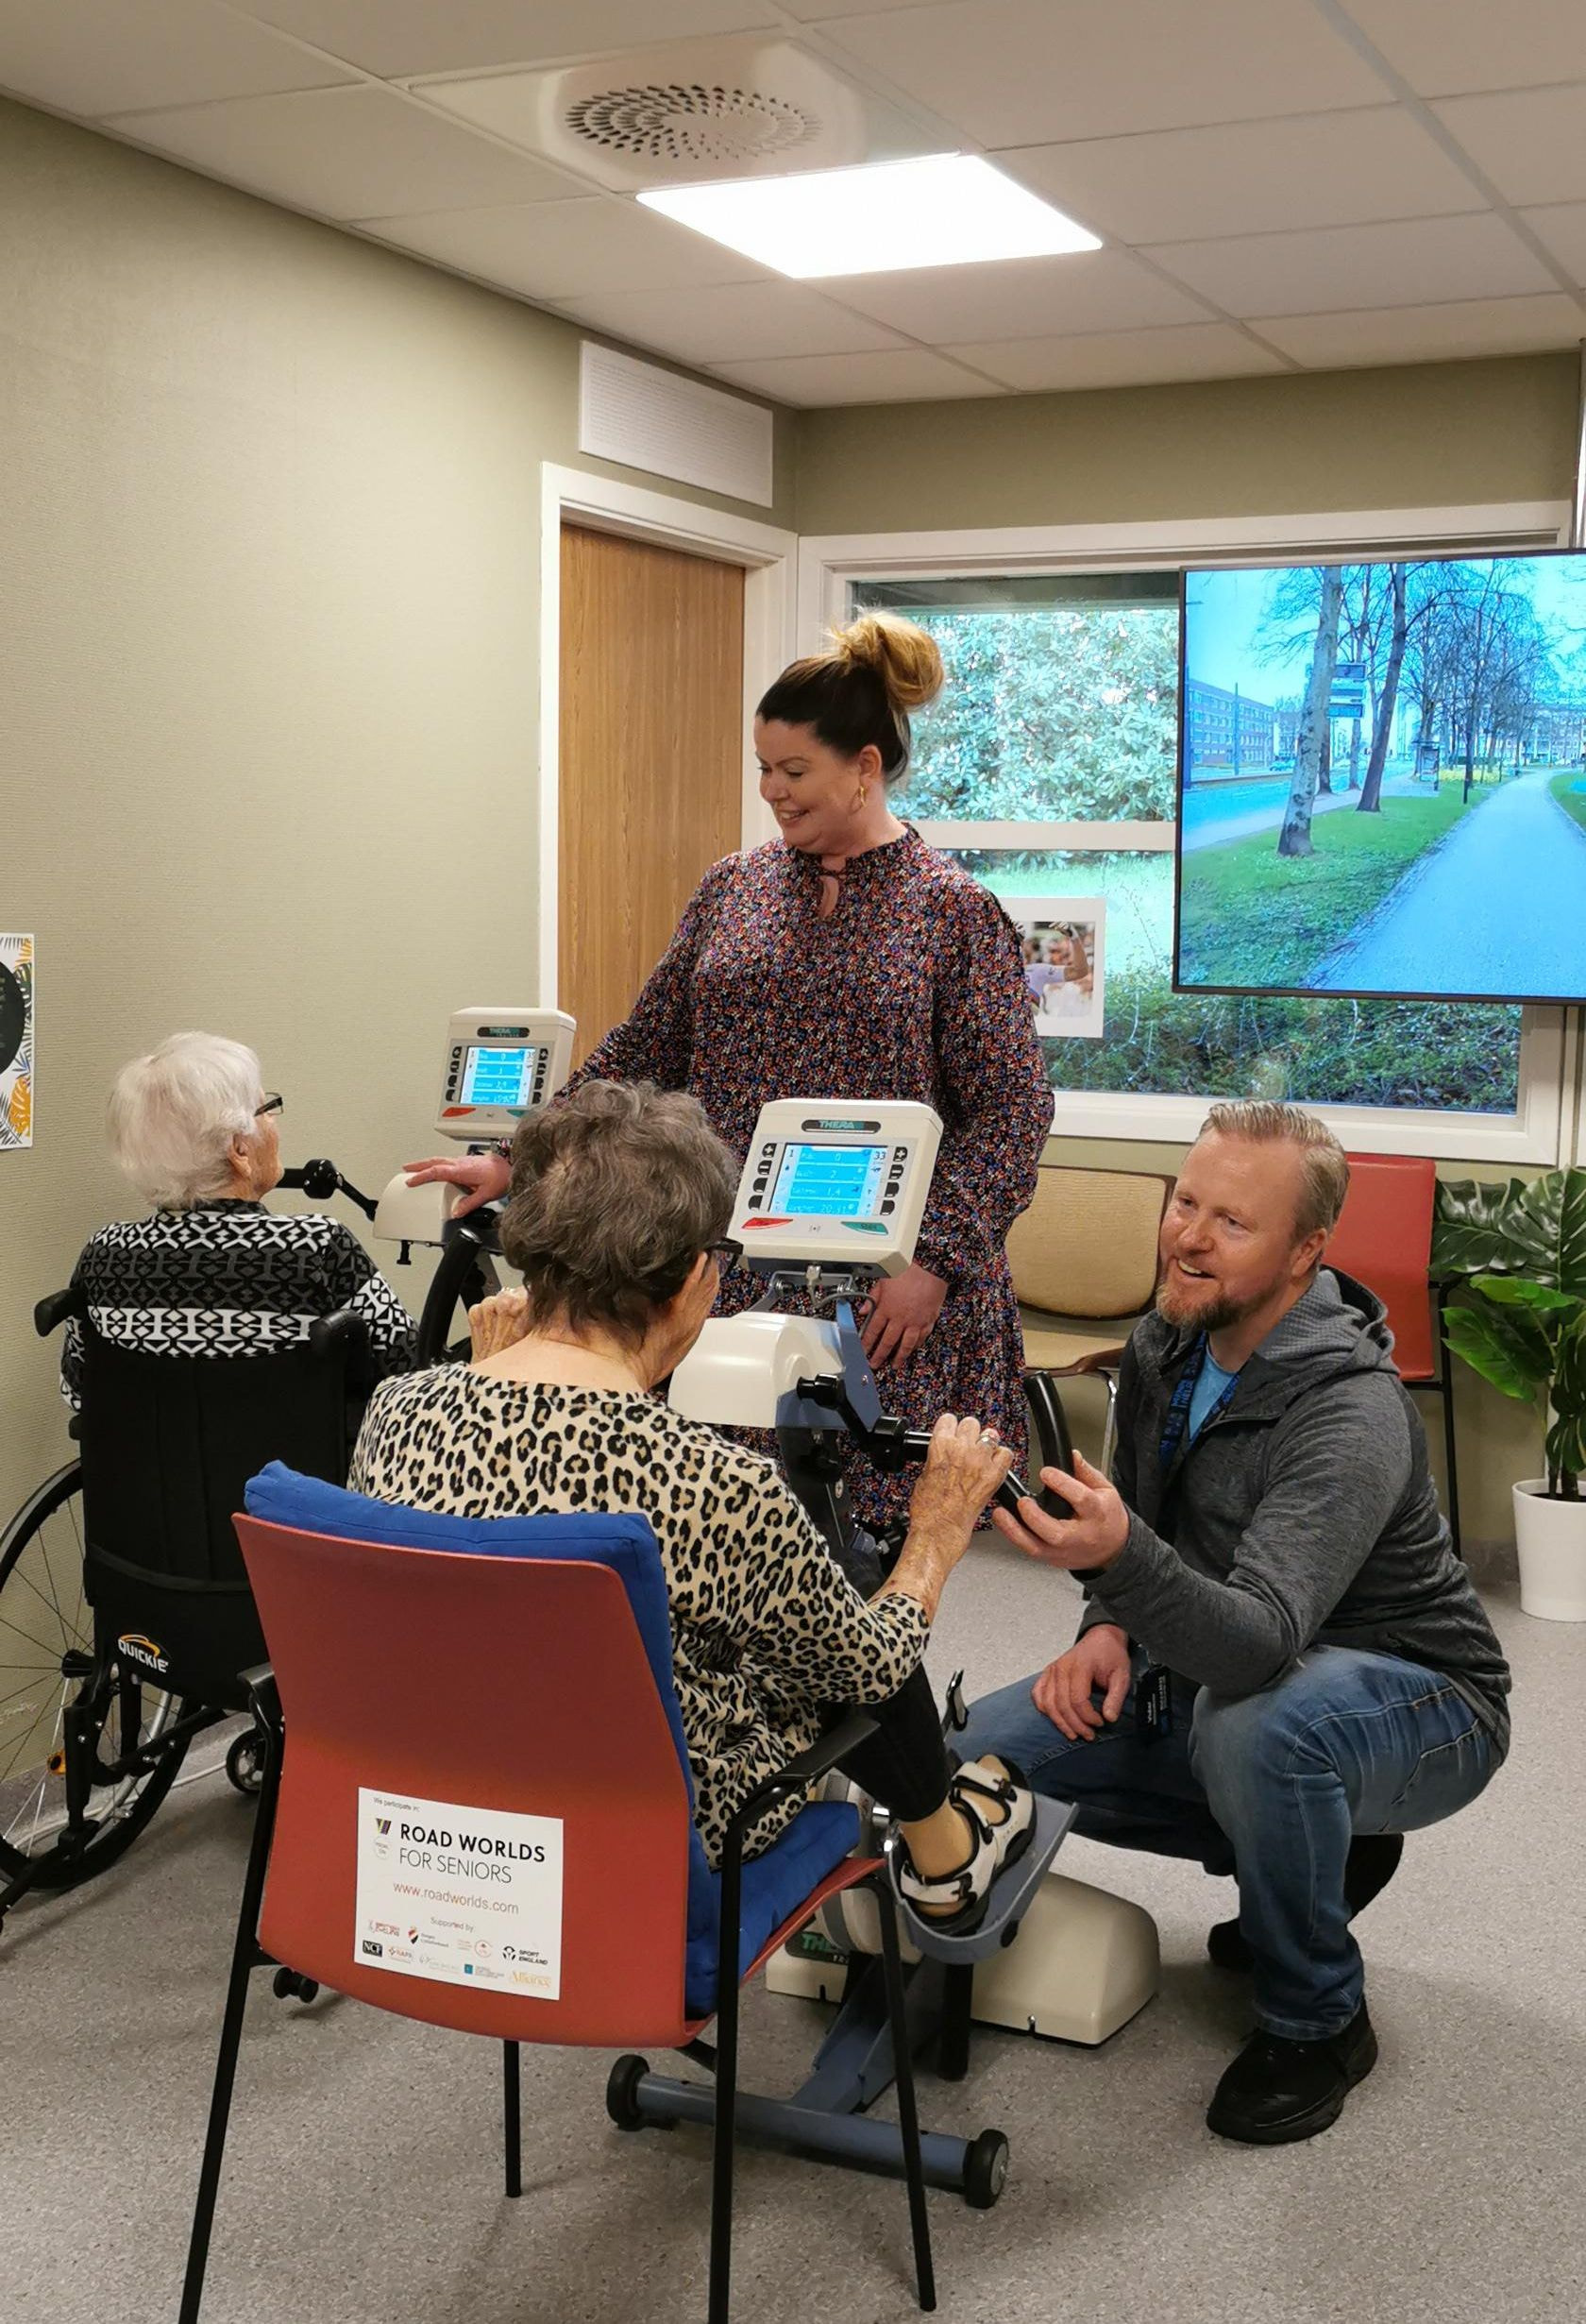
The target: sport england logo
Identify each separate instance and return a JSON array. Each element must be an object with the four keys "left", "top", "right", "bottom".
[
  {"left": 117, "top": 1632, "right": 170, "bottom": 1676},
  {"left": 372, "top": 1816, "right": 392, "bottom": 1836}
]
